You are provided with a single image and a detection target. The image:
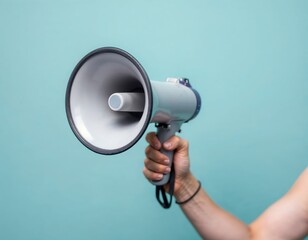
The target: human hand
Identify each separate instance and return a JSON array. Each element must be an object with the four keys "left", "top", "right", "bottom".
[{"left": 143, "top": 132, "right": 192, "bottom": 194}]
